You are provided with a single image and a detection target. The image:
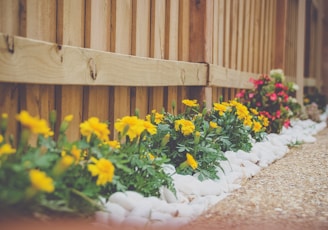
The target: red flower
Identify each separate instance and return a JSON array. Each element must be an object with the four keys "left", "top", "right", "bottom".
[{"left": 250, "top": 78, "right": 264, "bottom": 88}]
